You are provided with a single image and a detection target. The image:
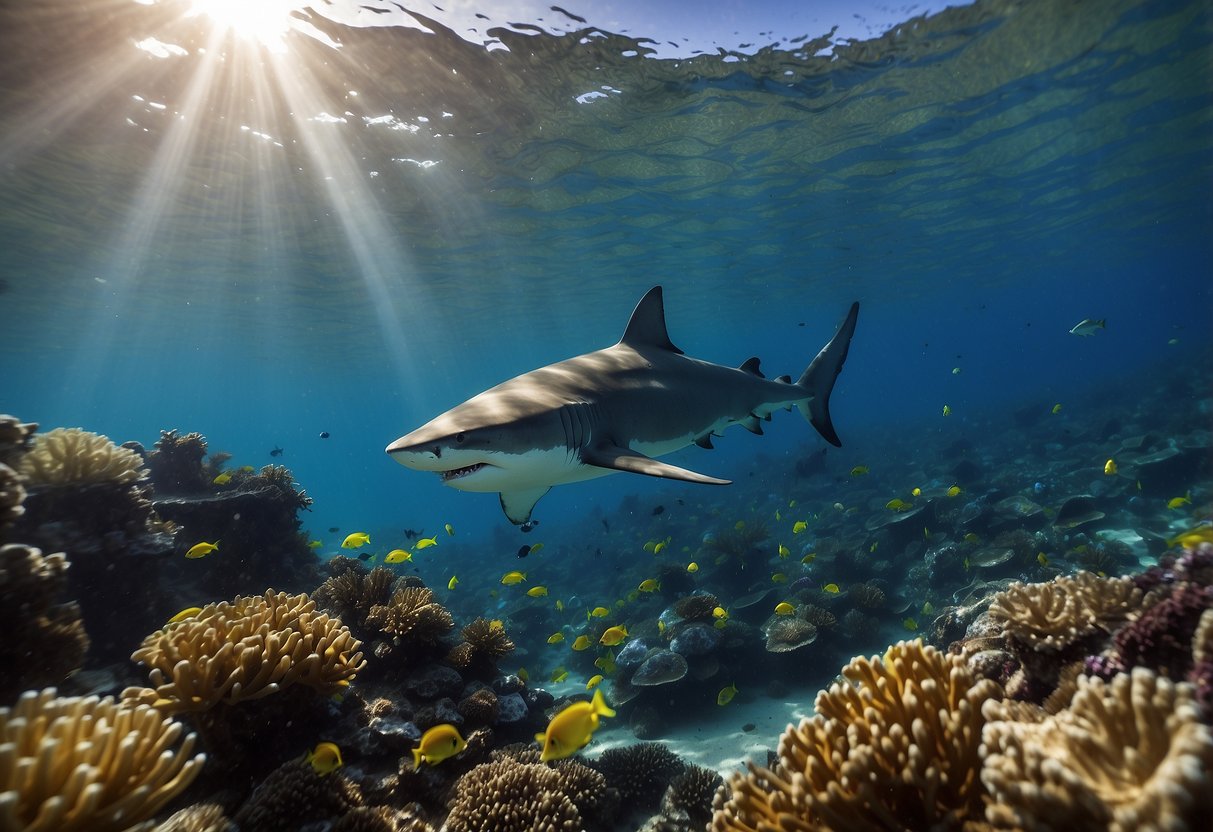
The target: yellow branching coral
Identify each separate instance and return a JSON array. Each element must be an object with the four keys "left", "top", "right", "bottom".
[
  {"left": 365, "top": 586, "right": 453, "bottom": 642},
  {"left": 124, "top": 590, "right": 365, "bottom": 714},
  {"left": 982, "top": 668, "right": 1213, "bottom": 831},
  {"left": 712, "top": 639, "right": 1000, "bottom": 831},
  {"left": 987, "top": 571, "right": 1141, "bottom": 650},
  {"left": 18, "top": 427, "right": 146, "bottom": 486},
  {"left": 0, "top": 688, "right": 205, "bottom": 832}
]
